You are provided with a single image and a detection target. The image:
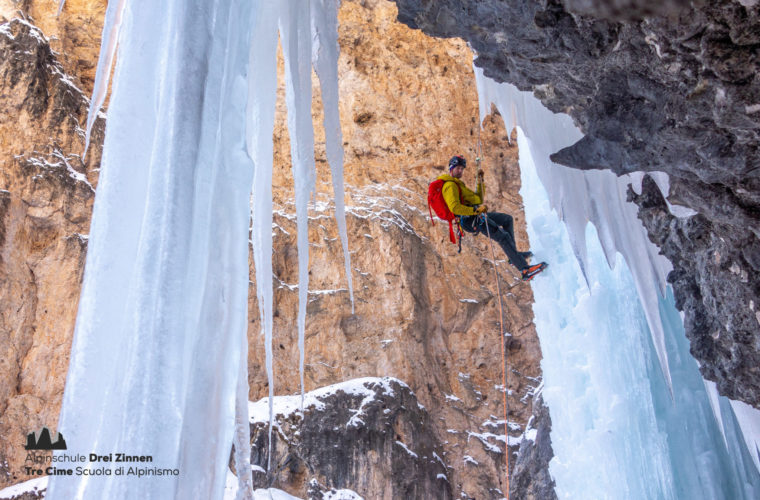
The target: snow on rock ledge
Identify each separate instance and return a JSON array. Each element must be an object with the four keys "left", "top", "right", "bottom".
[
  {"left": 244, "top": 377, "right": 451, "bottom": 500},
  {"left": 0, "top": 476, "right": 47, "bottom": 500}
]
